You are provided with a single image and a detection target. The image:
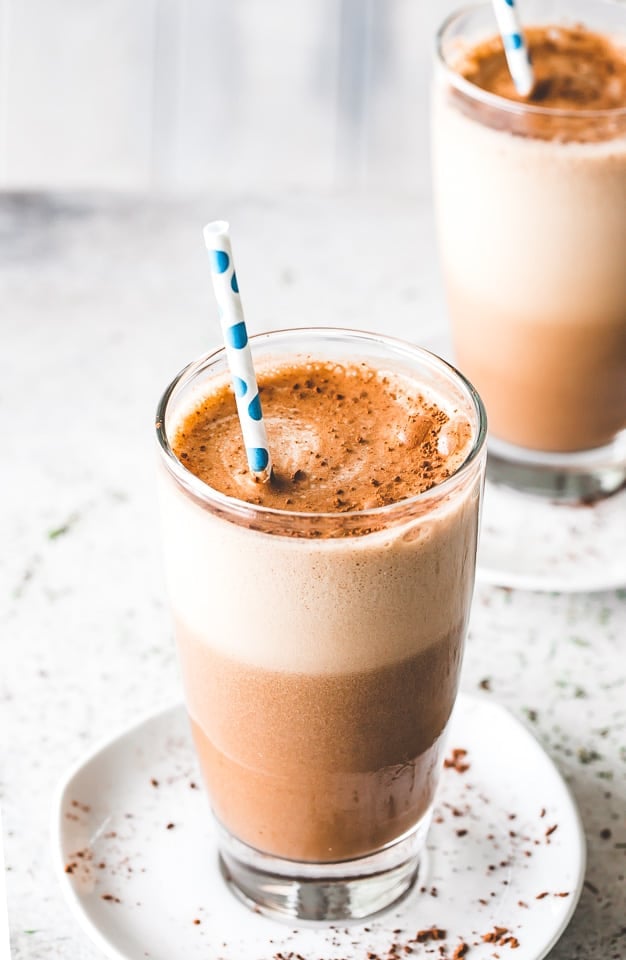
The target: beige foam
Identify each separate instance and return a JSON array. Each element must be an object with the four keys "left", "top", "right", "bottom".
[{"left": 158, "top": 469, "right": 480, "bottom": 675}]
